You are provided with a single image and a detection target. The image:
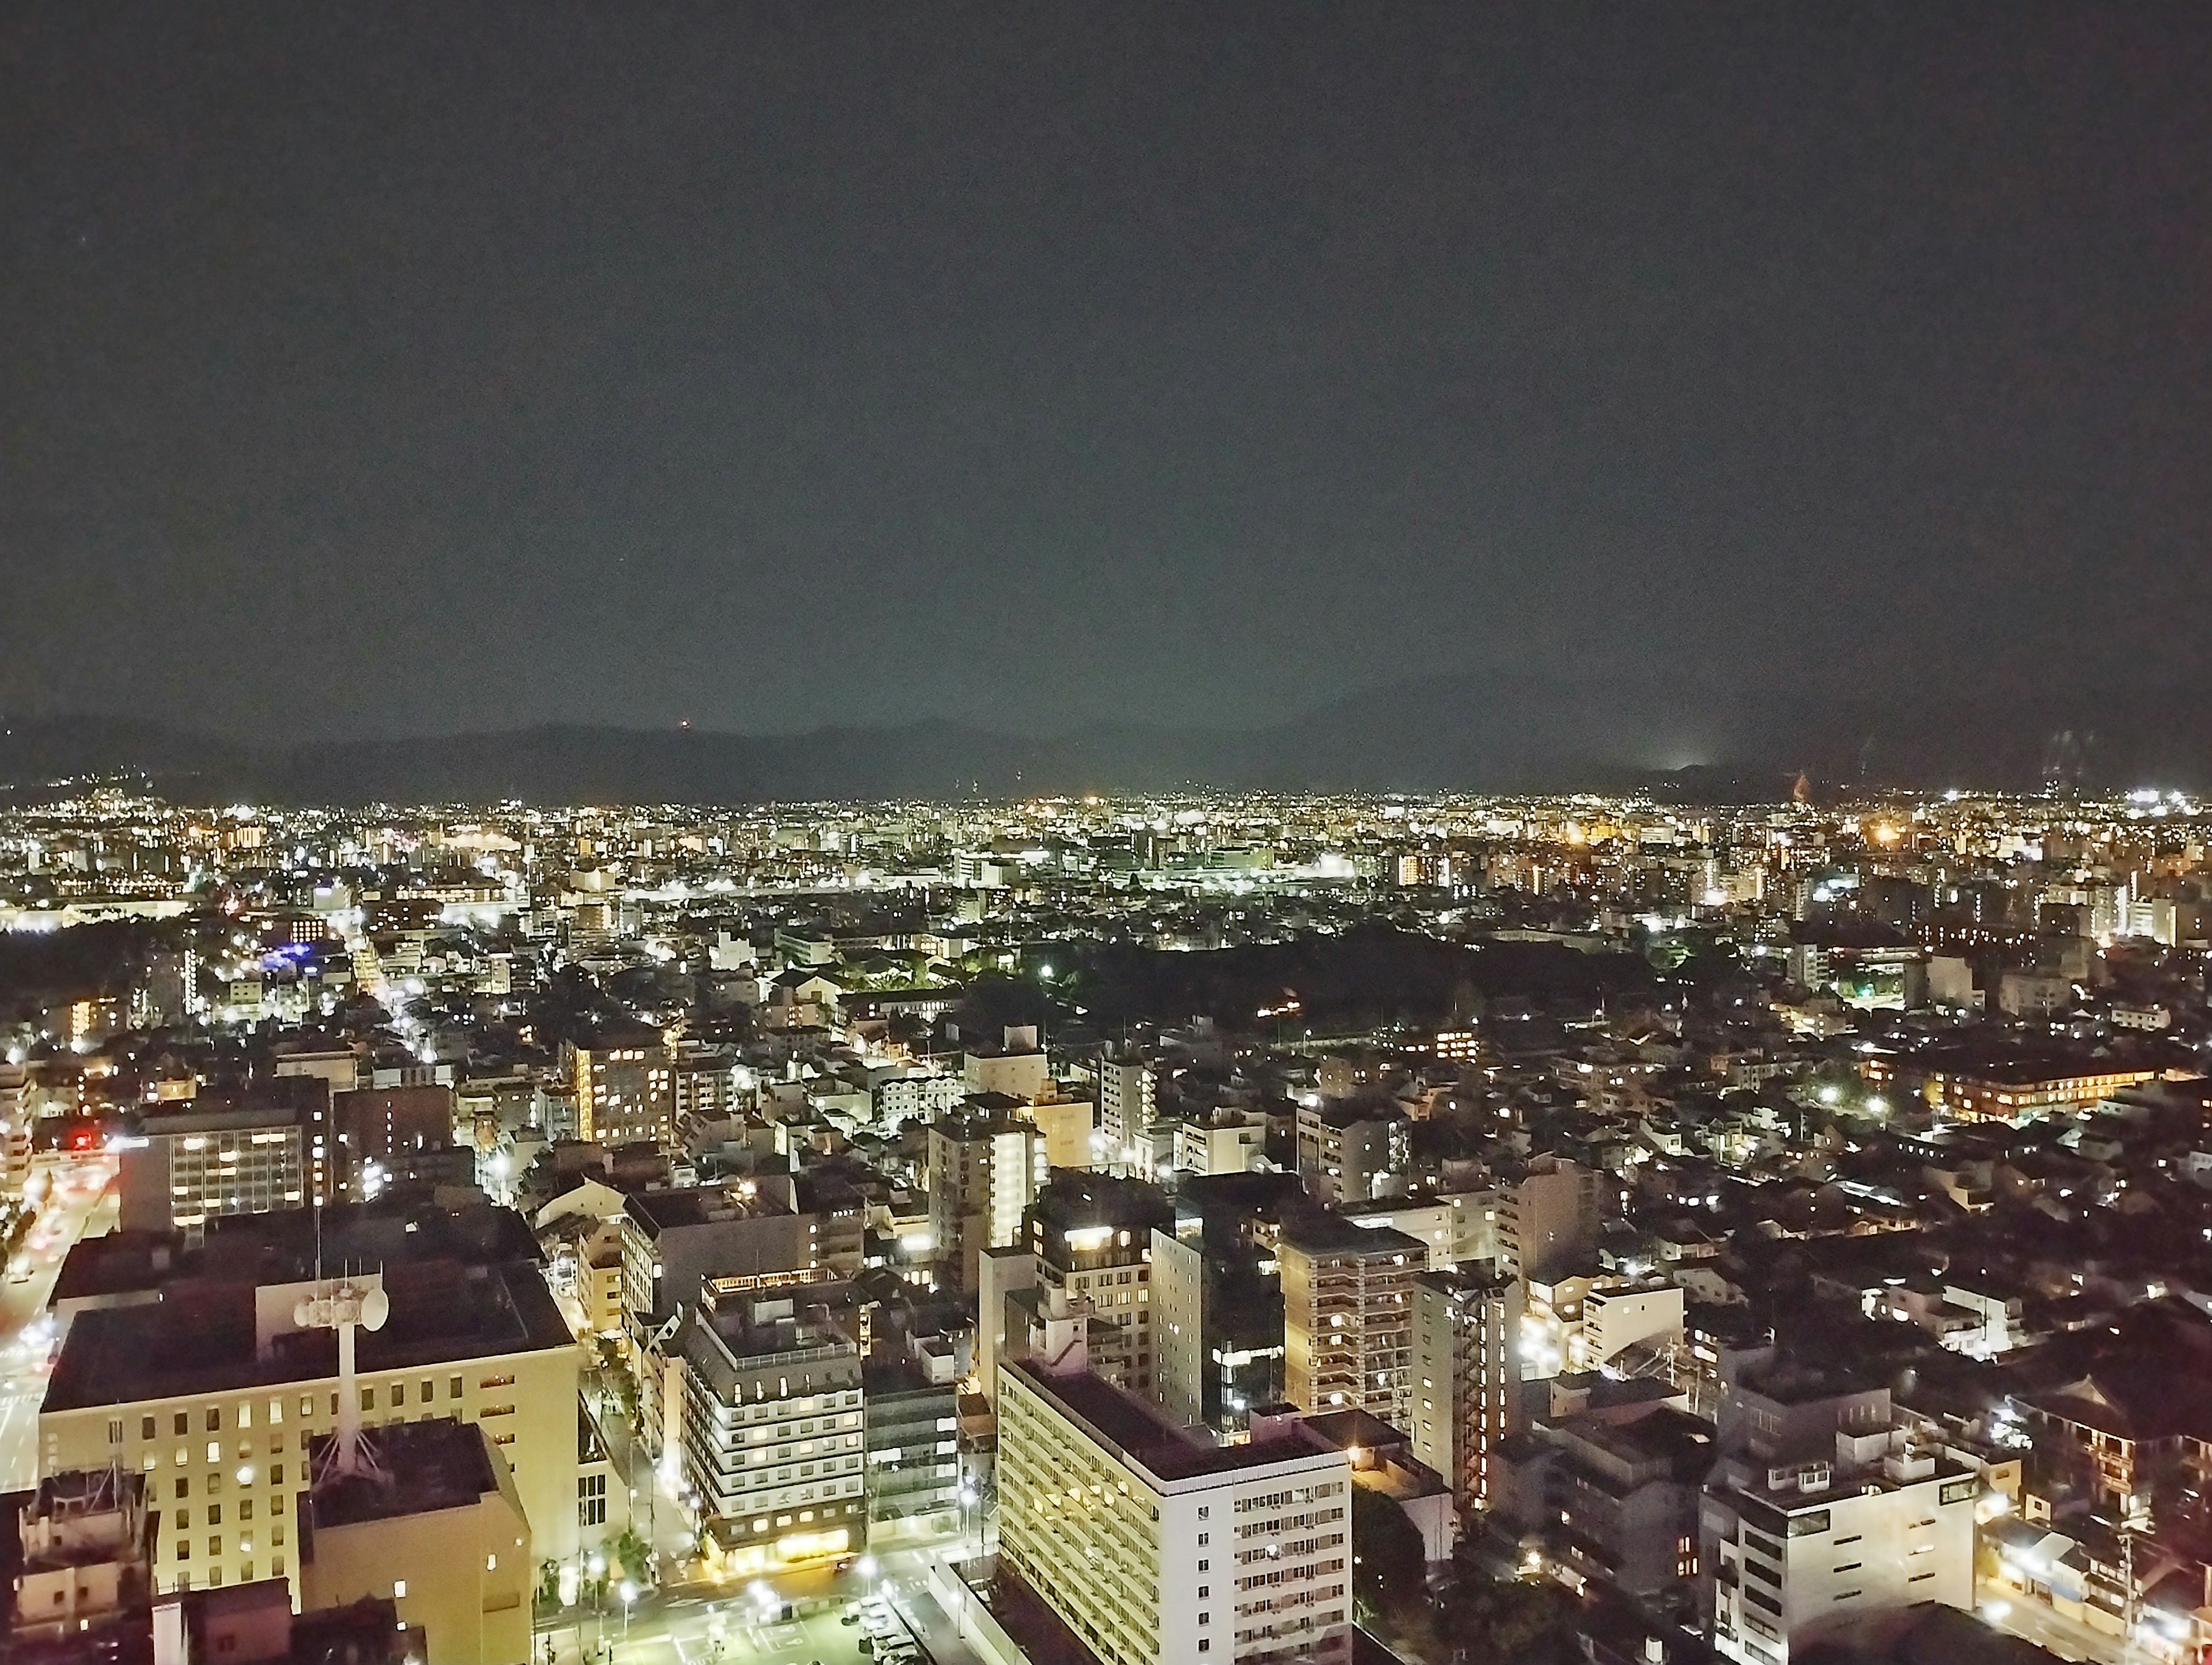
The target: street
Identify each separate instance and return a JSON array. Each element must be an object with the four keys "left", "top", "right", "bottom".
[
  {"left": 1980, "top": 1584, "right": 2141, "bottom": 1665},
  {"left": 0, "top": 1156, "right": 118, "bottom": 1491},
  {"left": 535, "top": 1542, "right": 991, "bottom": 1665}
]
